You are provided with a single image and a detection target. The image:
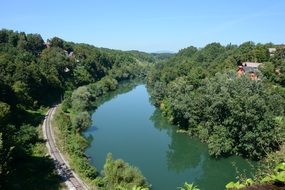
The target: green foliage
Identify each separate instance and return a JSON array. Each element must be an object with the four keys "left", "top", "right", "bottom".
[
  {"left": 275, "top": 163, "right": 285, "bottom": 172},
  {"left": 54, "top": 107, "right": 98, "bottom": 183},
  {"left": 147, "top": 42, "right": 285, "bottom": 160},
  {"left": 71, "top": 111, "right": 91, "bottom": 131},
  {"left": 61, "top": 91, "right": 72, "bottom": 112},
  {"left": 3, "top": 28, "right": 284, "bottom": 189},
  {"left": 260, "top": 163, "right": 285, "bottom": 184},
  {"left": 226, "top": 178, "right": 254, "bottom": 189},
  {"left": 226, "top": 163, "right": 285, "bottom": 189},
  {"left": 49, "top": 37, "right": 64, "bottom": 48},
  {"left": 178, "top": 182, "right": 200, "bottom": 190},
  {"left": 0, "top": 133, "right": 2, "bottom": 174},
  {"left": 262, "top": 60, "right": 285, "bottom": 86},
  {"left": 15, "top": 124, "right": 38, "bottom": 152},
  {"left": 0, "top": 101, "right": 10, "bottom": 123},
  {"left": 262, "top": 172, "right": 285, "bottom": 185},
  {"left": 208, "top": 125, "right": 234, "bottom": 157},
  {"left": 71, "top": 86, "right": 92, "bottom": 111},
  {"left": 131, "top": 186, "right": 150, "bottom": 190},
  {"left": 0, "top": 29, "right": 45, "bottom": 55},
  {"left": 26, "top": 33, "right": 45, "bottom": 54},
  {"left": 0, "top": 29, "right": 9, "bottom": 43},
  {"left": 0, "top": 29, "right": 152, "bottom": 189},
  {"left": 226, "top": 181, "right": 246, "bottom": 189},
  {"left": 101, "top": 153, "right": 150, "bottom": 190},
  {"left": 55, "top": 78, "right": 149, "bottom": 188},
  {"left": 0, "top": 133, "right": 2, "bottom": 150},
  {"left": 12, "top": 81, "right": 32, "bottom": 105},
  {"left": 73, "top": 66, "right": 94, "bottom": 86},
  {"left": 166, "top": 74, "right": 284, "bottom": 159}
]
